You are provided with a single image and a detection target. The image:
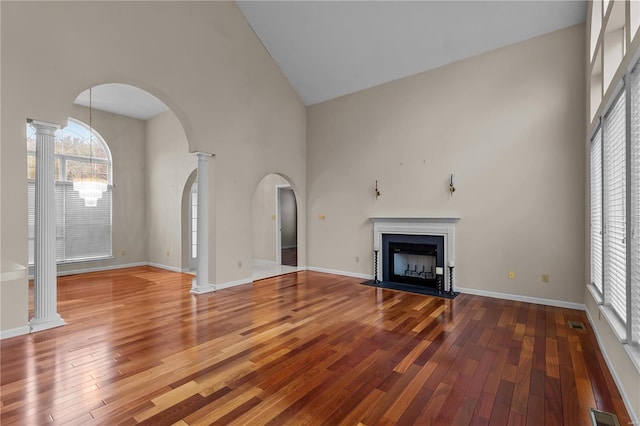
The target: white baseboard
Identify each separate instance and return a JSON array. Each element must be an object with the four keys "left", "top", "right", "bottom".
[
  {"left": 147, "top": 262, "right": 183, "bottom": 273},
  {"left": 0, "top": 325, "right": 30, "bottom": 340},
  {"left": 306, "top": 266, "right": 373, "bottom": 281},
  {"left": 456, "top": 287, "right": 586, "bottom": 311},
  {"left": 215, "top": 277, "right": 253, "bottom": 290},
  {"left": 28, "top": 262, "right": 150, "bottom": 280},
  {"left": 585, "top": 308, "right": 640, "bottom": 425}
]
